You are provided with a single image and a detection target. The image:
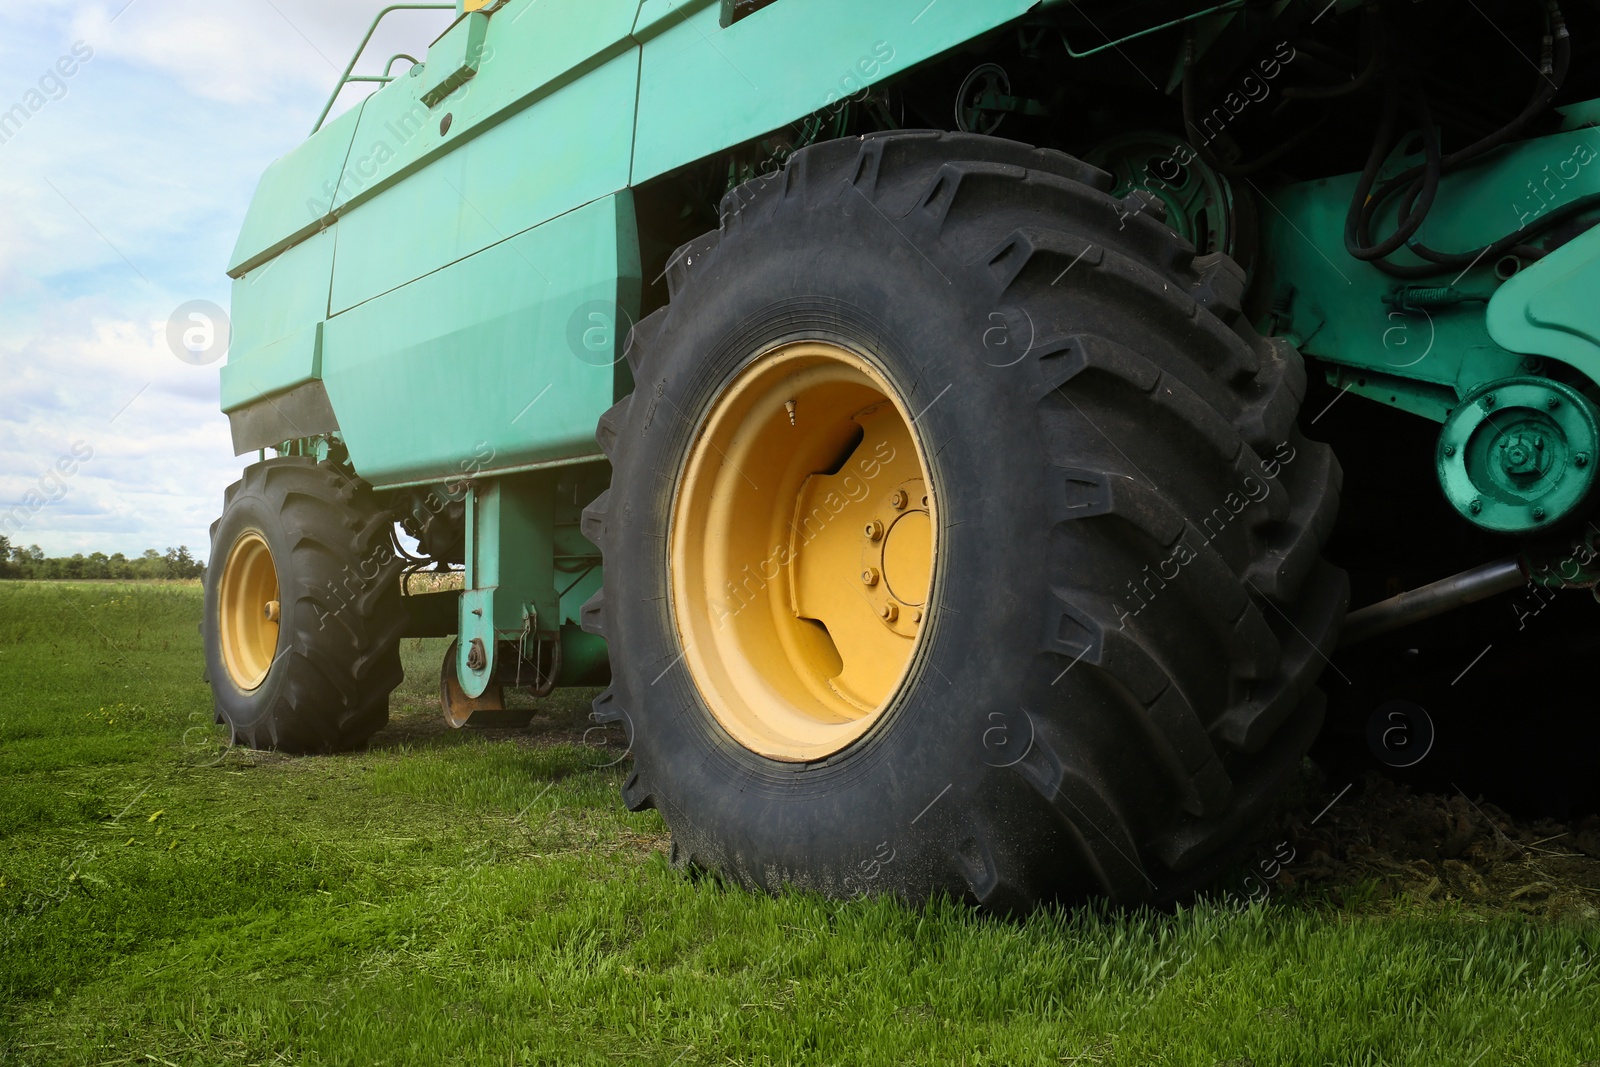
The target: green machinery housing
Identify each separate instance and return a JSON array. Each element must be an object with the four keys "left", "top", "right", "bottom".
[{"left": 210, "top": 0, "right": 1600, "bottom": 900}]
